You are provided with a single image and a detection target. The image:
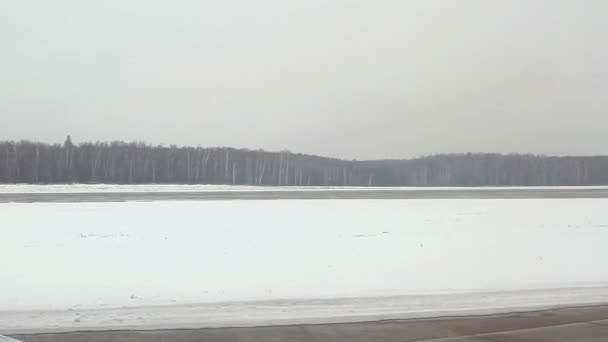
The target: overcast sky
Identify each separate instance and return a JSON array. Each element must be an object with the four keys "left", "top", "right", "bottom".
[{"left": 1, "top": 1, "right": 607, "bottom": 159}]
